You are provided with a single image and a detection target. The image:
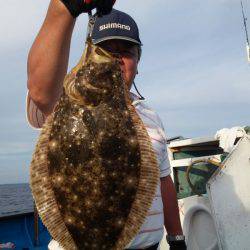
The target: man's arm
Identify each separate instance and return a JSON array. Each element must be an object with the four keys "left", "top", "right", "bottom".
[
  {"left": 27, "top": 0, "right": 76, "bottom": 116},
  {"left": 160, "top": 175, "right": 183, "bottom": 235}
]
